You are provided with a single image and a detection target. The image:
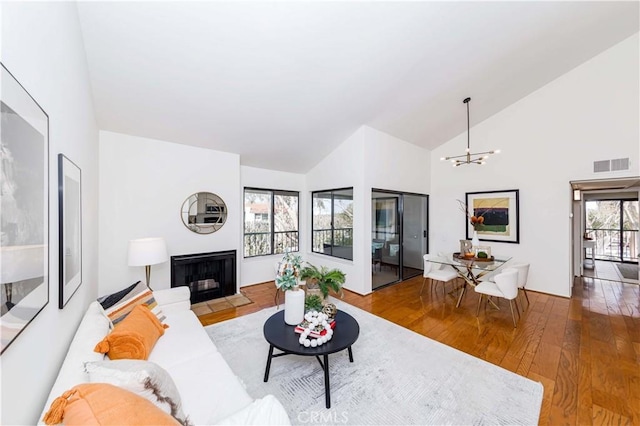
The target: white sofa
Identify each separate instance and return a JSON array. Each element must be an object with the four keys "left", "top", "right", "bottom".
[{"left": 39, "top": 287, "right": 290, "bottom": 425}]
